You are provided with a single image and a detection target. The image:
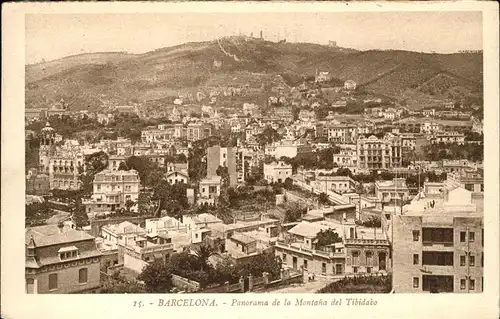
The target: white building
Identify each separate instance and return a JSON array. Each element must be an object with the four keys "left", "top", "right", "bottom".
[
  {"left": 263, "top": 161, "right": 293, "bottom": 184},
  {"left": 83, "top": 170, "right": 140, "bottom": 214}
]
